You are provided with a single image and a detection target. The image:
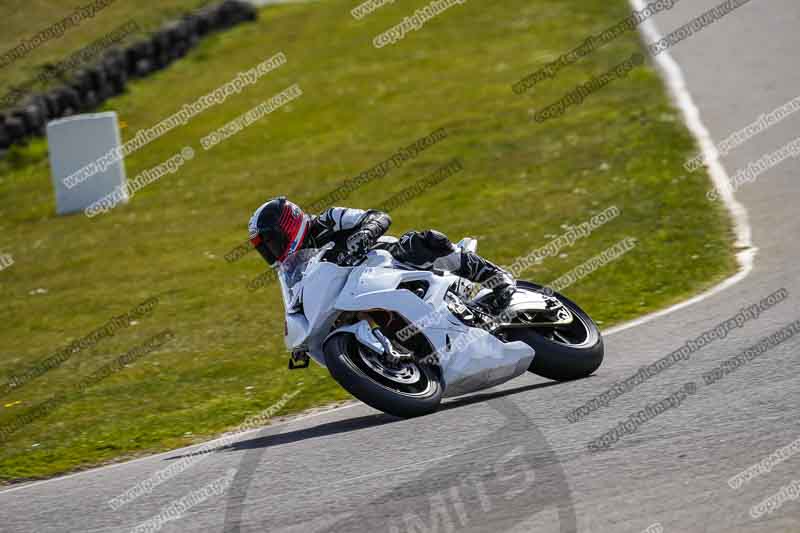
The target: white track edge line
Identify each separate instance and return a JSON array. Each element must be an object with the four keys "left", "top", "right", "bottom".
[
  {"left": 0, "top": 401, "right": 361, "bottom": 495},
  {"left": 605, "top": 0, "right": 756, "bottom": 337}
]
